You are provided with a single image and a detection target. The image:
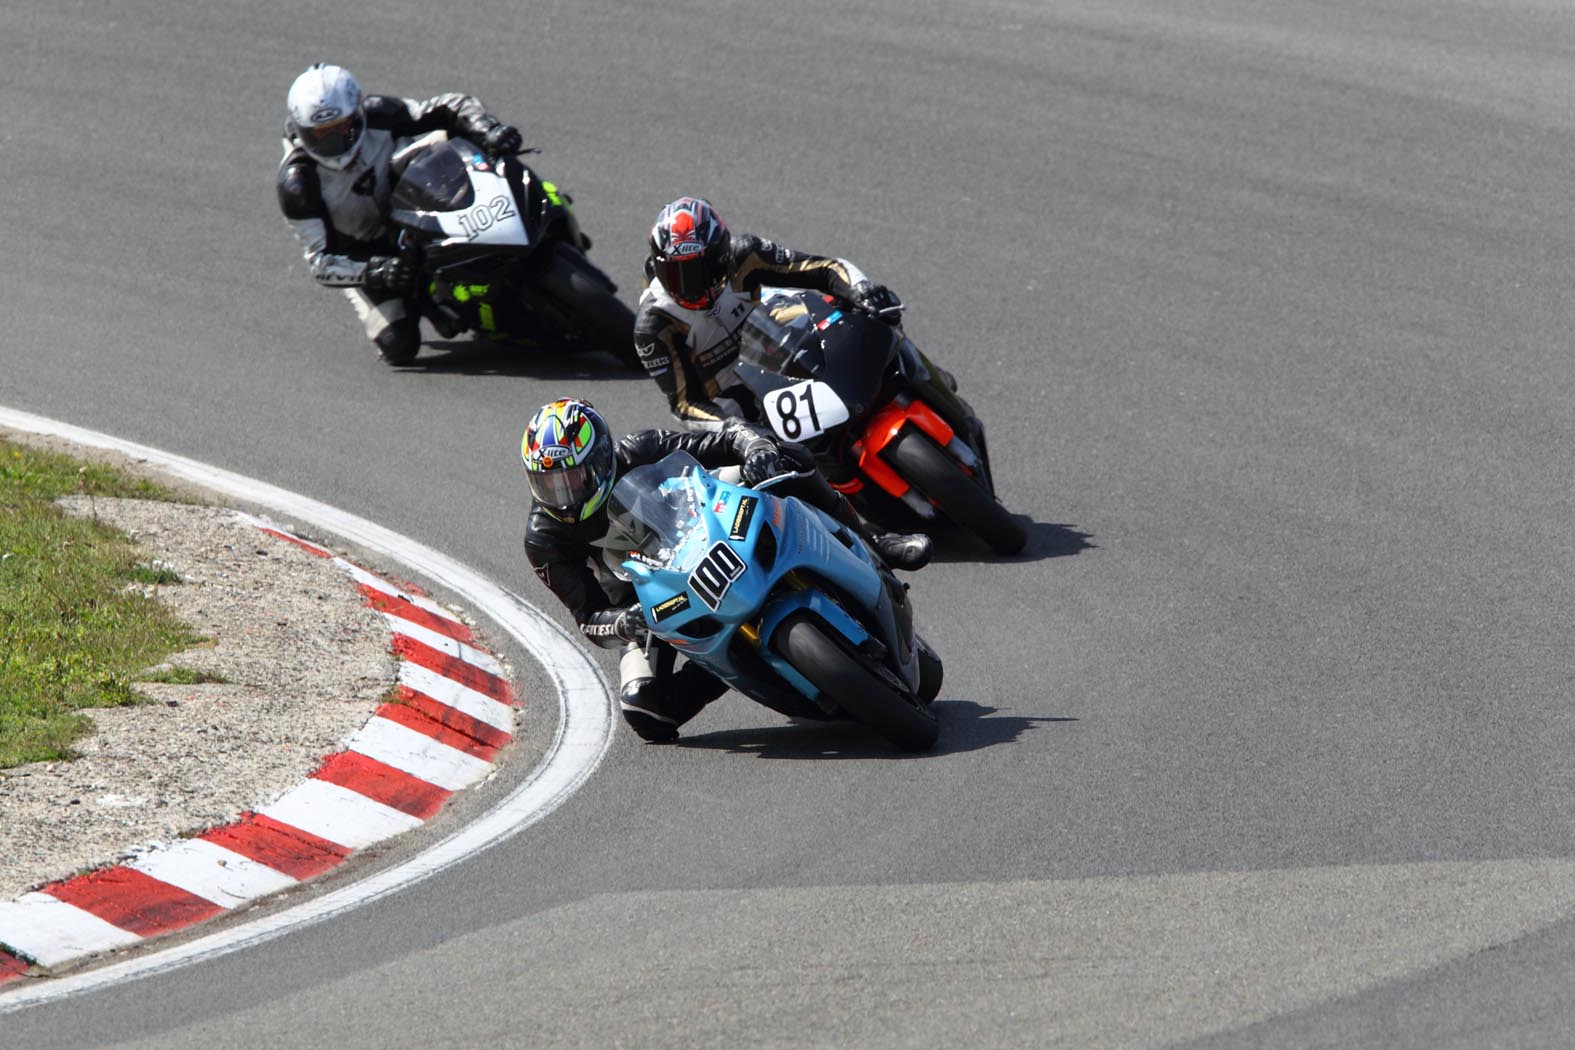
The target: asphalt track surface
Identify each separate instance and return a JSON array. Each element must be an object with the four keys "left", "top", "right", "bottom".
[{"left": 2, "top": 1, "right": 1573, "bottom": 1046}]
